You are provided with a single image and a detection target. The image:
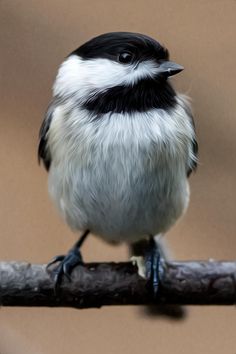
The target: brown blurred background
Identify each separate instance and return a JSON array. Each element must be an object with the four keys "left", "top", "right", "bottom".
[{"left": 1, "top": 1, "right": 236, "bottom": 353}]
